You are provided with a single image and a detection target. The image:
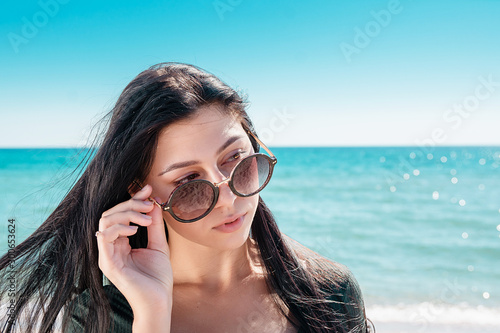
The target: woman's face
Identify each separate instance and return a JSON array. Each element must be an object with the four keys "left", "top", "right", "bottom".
[{"left": 143, "top": 105, "right": 259, "bottom": 250}]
